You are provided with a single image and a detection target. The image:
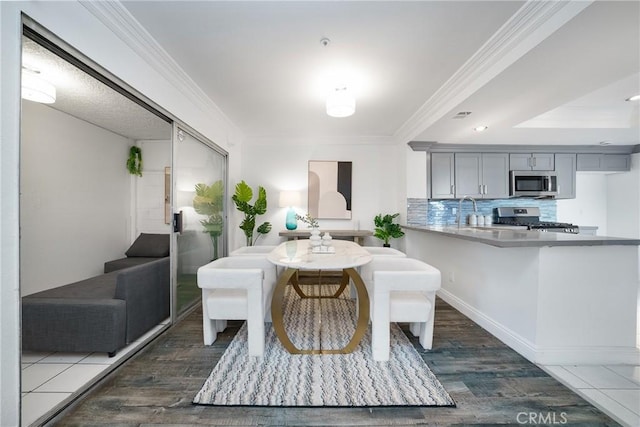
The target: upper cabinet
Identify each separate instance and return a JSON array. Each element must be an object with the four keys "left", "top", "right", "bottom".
[
  {"left": 576, "top": 154, "right": 631, "bottom": 172},
  {"left": 430, "top": 153, "right": 455, "bottom": 199},
  {"left": 454, "top": 153, "right": 509, "bottom": 199},
  {"left": 554, "top": 154, "right": 576, "bottom": 199},
  {"left": 415, "top": 142, "right": 634, "bottom": 201},
  {"left": 509, "top": 153, "right": 555, "bottom": 171}
]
